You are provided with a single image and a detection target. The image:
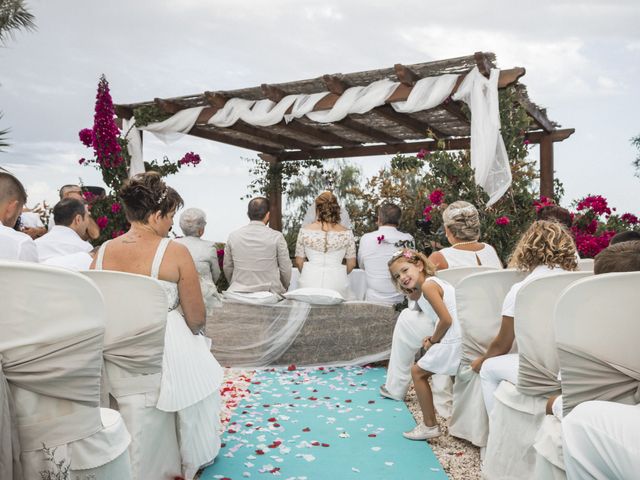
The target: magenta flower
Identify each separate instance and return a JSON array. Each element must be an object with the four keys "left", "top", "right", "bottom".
[
  {"left": 178, "top": 152, "right": 201, "bottom": 167},
  {"left": 576, "top": 195, "right": 611, "bottom": 216},
  {"left": 621, "top": 213, "right": 639, "bottom": 225},
  {"left": 416, "top": 148, "right": 428, "bottom": 160},
  {"left": 428, "top": 188, "right": 445, "bottom": 206},
  {"left": 495, "top": 216, "right": 510, "bottom": 226},
  {"left": 82, "top": 191, "right": 96, "bottom": 202},
  {"left": 96, "top": 216, "right": 109, "bottom": 230},
  {"left": 110, "top": 202, "right": 122, "bottom": 214},
  {"left": 111, "top": 229, "right": 125, "bottom": 238},
  {"left": 376, "top": 235, "right": 385, "bottom": 245},
  {"left": 533, "top": 196, "right": 554, "bottom": 212},
  {"left": 92, "top": 75, "right": 122, "bottom": 168},
  {"left": 523, "top": 139, "right": 531, "bottom": 145},
  {"left": 78, "top": 158, "right": 86, "bottom": 165},
  {"left": 78, "top": 128, "right": 93, "bottom": 148},
  {"left": 216, "top": 248, "right": 224, "bottom": 269},
  {"left": 423, "top": 204, "right": 433, "bottom": 221}
]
